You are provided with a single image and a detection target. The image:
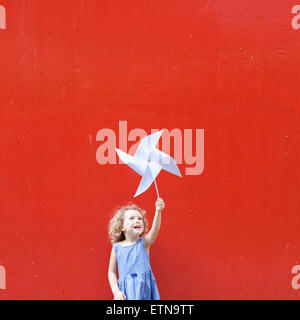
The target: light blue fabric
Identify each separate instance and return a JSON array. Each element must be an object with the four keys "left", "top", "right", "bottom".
[{"left": 113, "top": 237, "right": 160, "bottom": 300}]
